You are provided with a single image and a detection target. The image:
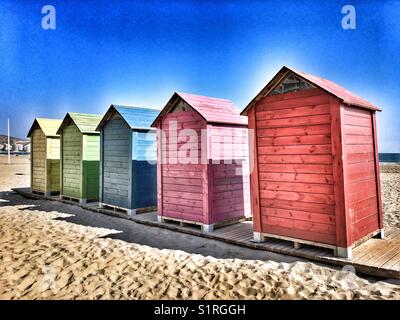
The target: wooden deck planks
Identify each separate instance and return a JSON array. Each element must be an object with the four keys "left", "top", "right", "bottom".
[
  {"left": 373, "top": 245, "right": 400, "bottom": 269},
  {"left": 358, "top": 237, "right": 400, "bottom": 266},
  {"left": 380, "top": 252, "right": 400, "bottom": 271},
  {"left": 10, "top": 187, "right": 400, "bottom": 280},
  {"left": 385, "top": 228, "right": 399, "bottom": 239},
  {"left": 352, "top": 239, "right": 384, "bottom": 263}
]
